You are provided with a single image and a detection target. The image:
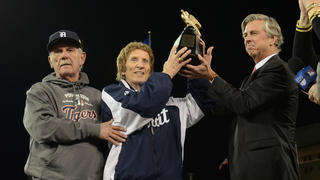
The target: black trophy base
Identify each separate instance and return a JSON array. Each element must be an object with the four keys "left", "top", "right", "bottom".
[{"left": 177, "top": 26, "right": 201, "bottom": 66}]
